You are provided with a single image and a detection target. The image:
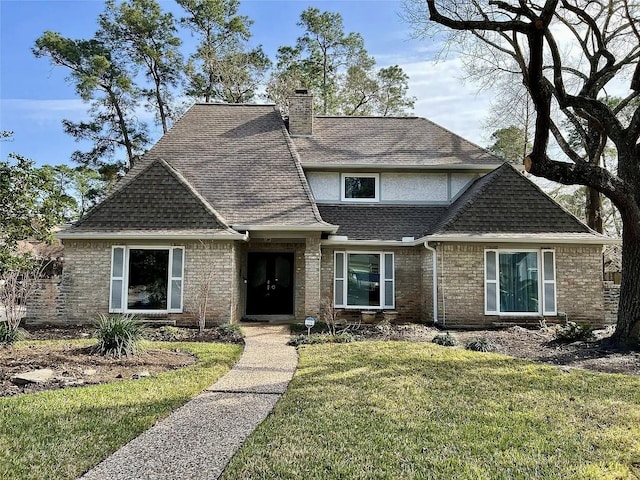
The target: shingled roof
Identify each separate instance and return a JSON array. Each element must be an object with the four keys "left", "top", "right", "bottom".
[
  {"left": 142, "top": 104, "right": 327, "bottom": 229},
  {"left": 291, "top": 116, "right": 502, "bottom": 167},
  {"left": 66, "top": 159, "right": 231, "bottom": 234},
  {"left": 429, "top": 163, "right": 593, "bottom": 235},
  {"left": 318, "top": 204, "right": 448, "bottom": 241}
]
